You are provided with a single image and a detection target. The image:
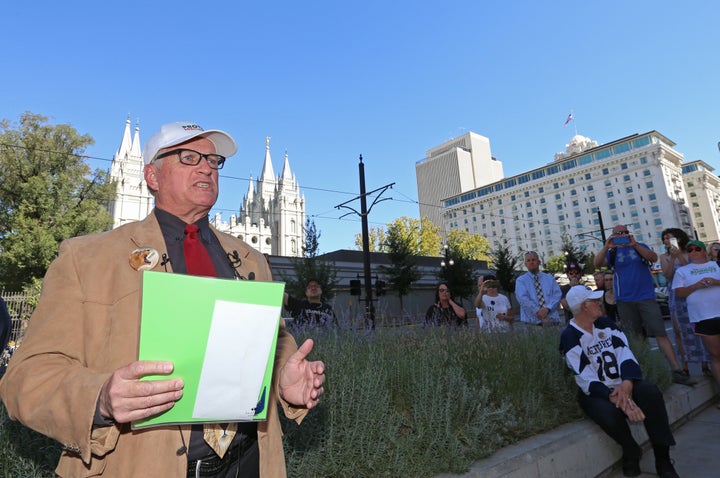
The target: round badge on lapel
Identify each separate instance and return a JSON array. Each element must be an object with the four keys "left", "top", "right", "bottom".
[{"left": 129, "top": 247, "right": 160, "bottom": 271}]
